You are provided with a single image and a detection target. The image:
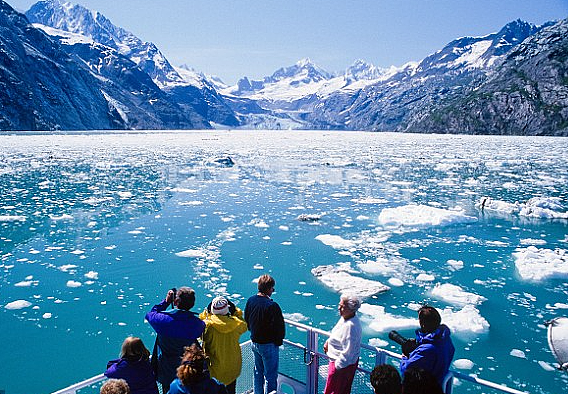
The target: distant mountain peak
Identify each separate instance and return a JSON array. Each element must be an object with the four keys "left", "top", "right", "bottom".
[
  {"left": 267, "top": 58, "right": 332, "bottom": 84},
  {"left": 26, "top": 0, "right": 183, "bottom": 86},
  {"left": 344, "top": 59, "right": 387, "bottom": 81}
]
